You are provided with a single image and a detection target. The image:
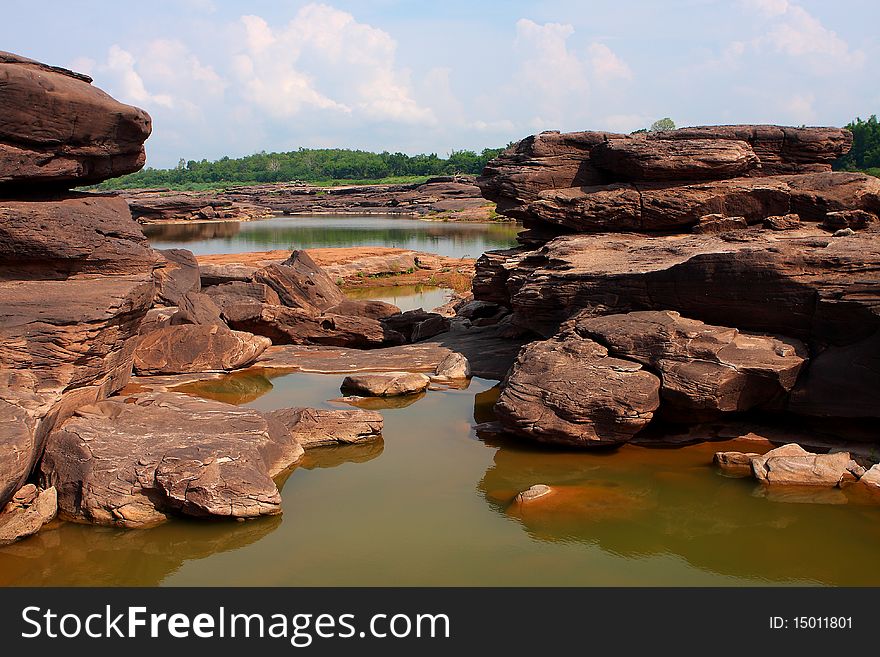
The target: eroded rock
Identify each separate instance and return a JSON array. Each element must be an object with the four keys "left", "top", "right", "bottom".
[
  {"left": 133, "top": 325, "right": 270, "bottom": 375},
  {"left": 340, "top": 372, "right": 431, "bottom": 397},
  {"left": 267, "top": 407, "right": 383, "bottom": 448}
]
